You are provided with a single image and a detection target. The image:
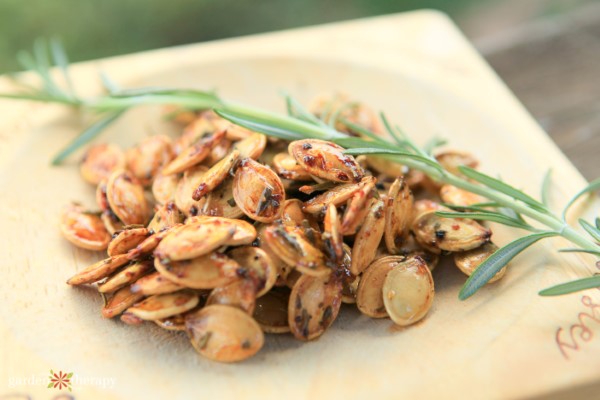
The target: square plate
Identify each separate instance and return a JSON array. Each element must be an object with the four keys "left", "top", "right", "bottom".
[{"left": 1, "top": 10, "right": 599, "bottom": 400}]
